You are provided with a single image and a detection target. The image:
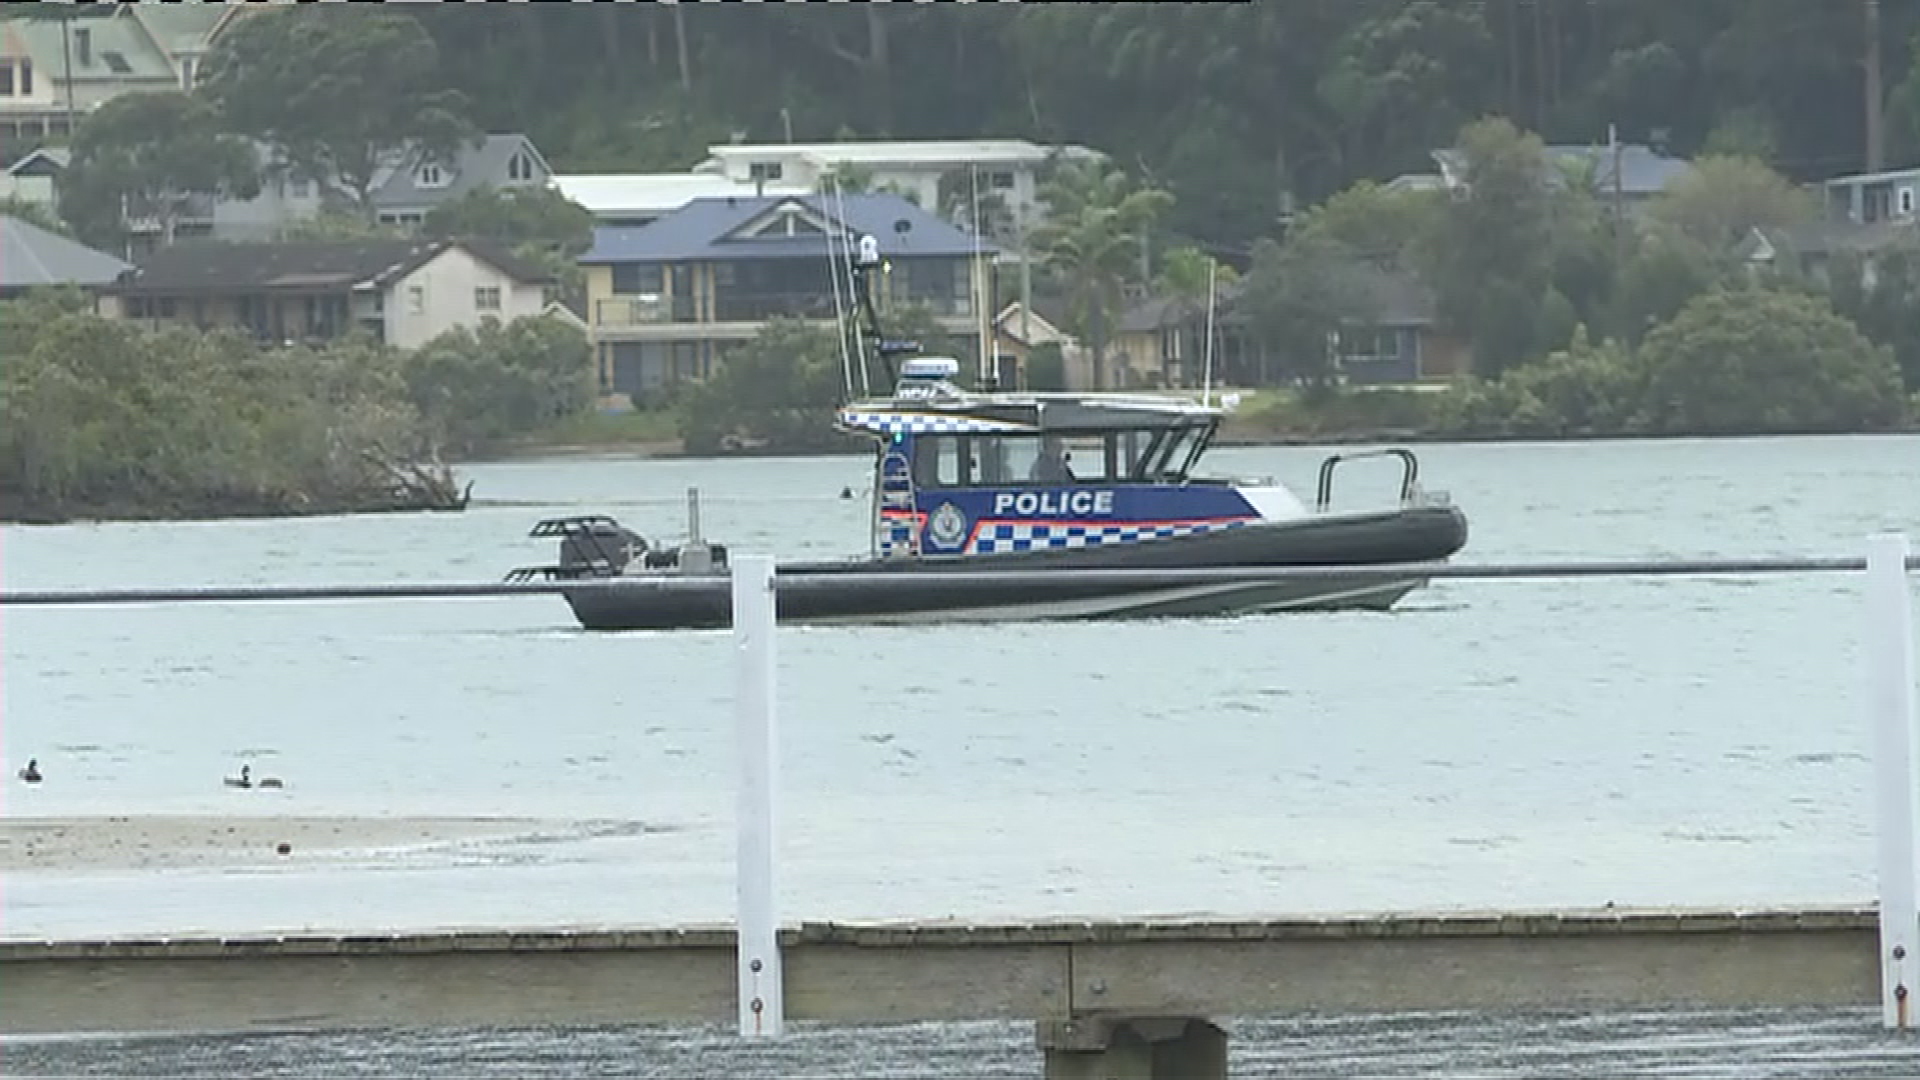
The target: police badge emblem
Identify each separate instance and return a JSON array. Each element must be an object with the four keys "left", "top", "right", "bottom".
[{"left": 926, "top": 501, "right": 968, "bottom": 551}]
